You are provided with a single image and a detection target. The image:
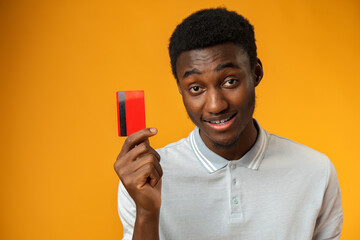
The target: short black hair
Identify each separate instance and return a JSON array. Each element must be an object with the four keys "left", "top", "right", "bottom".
[{"left": 169, "top": 8, "right": 257, "bottom": 81}]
